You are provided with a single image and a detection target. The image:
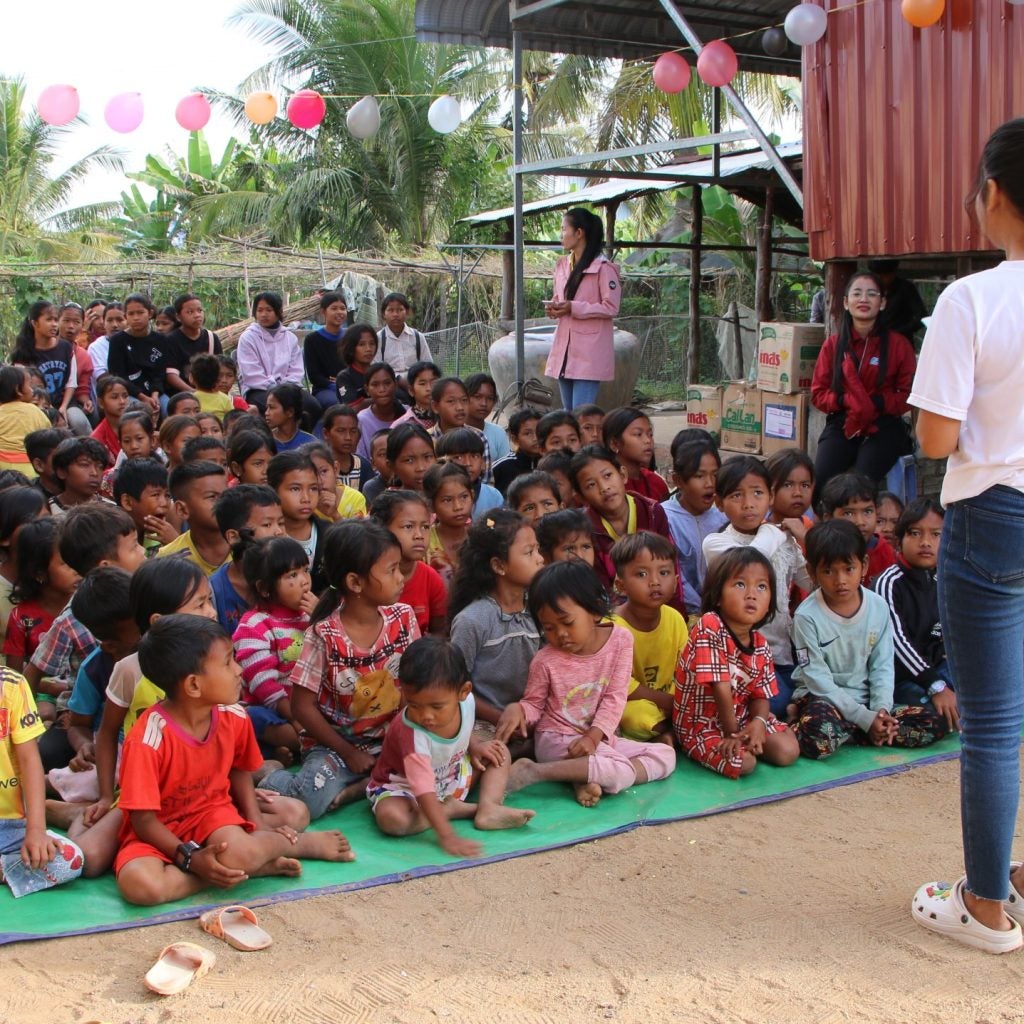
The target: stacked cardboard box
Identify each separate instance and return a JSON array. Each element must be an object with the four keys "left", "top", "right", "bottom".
[{"left": 685, "top": 385, "right": 723, "bottom": 440}]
